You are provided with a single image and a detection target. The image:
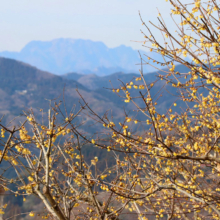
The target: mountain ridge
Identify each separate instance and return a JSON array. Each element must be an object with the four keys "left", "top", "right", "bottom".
[{"left": 0, "top": 38, "right": 163, "bottom": 75}]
